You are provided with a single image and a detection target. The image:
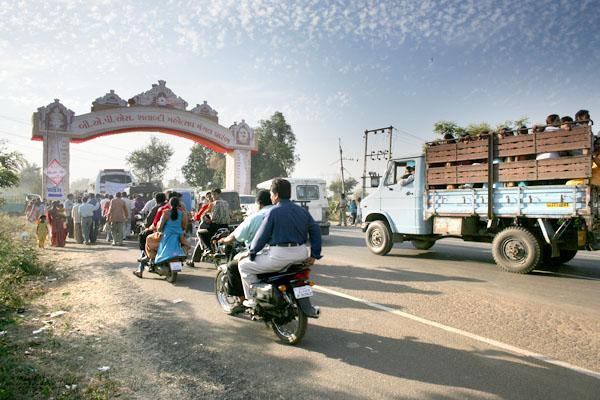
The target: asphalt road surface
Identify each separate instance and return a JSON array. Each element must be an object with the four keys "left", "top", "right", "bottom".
[{"left": 118, "top": 227, "right": 600, "bottom": 399}]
